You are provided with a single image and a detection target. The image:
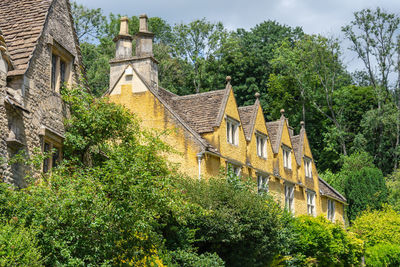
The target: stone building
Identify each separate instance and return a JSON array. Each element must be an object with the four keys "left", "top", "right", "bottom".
[
  {"left": 0, "top": 0, "right": 82, "bottom": 187},
  {"left": 105, "top": 16, "right": 347, "bottom": 223}
]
